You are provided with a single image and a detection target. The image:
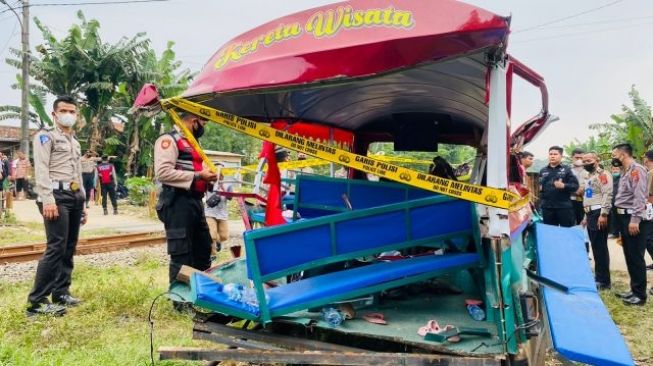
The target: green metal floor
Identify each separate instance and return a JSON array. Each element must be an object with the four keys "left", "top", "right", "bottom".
[{"left": 171, "top": 259, "right": 504, "bottom": 357}]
